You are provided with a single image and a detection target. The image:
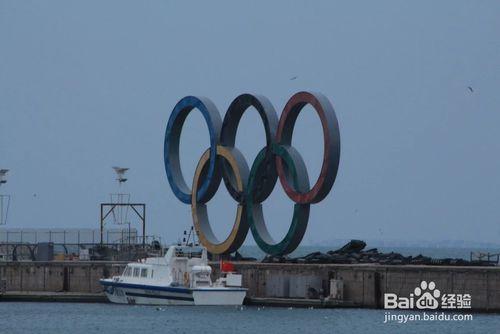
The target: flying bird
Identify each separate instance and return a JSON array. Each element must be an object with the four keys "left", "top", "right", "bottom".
[
  {"left": 290, "top": 76, "right": 298, "bottom": 81},
  {"left": 467, "top": 86, "right": 474, "bottom": 93}
]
